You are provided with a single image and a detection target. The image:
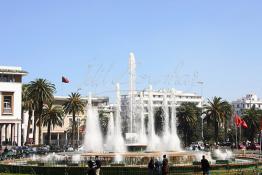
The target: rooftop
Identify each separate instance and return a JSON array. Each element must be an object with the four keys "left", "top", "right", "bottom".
[{"left": 0, "top": 66, "right": 27, "bottom": 75}]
